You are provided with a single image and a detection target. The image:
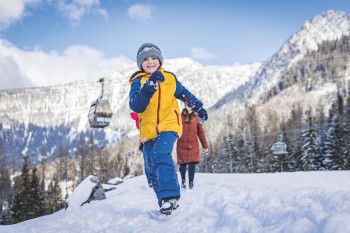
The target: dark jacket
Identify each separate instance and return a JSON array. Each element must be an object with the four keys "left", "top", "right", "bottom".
[{"left": 176, "top": 108, "right": 208, "bottom": 164}]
